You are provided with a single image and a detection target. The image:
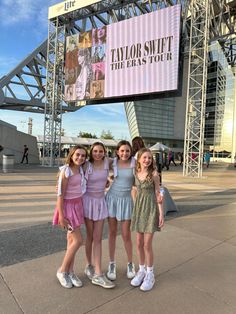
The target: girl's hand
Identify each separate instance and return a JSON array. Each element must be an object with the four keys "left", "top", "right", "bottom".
[
  {"left": 105, "top": 179, "right": 110, "bottom": 189},
  {"left": 158, "top": 212, "right": 164, "bottom": 228},
  {"left": 59, "top": 215, "right": 69, "bottom": 229}
]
